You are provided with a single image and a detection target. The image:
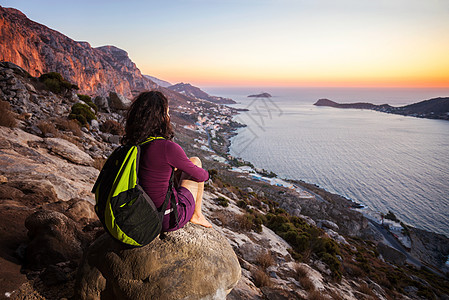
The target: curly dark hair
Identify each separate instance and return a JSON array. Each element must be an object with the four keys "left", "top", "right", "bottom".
[{"left": 122, "top": 91, "right": 174, "bottom": 145}]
